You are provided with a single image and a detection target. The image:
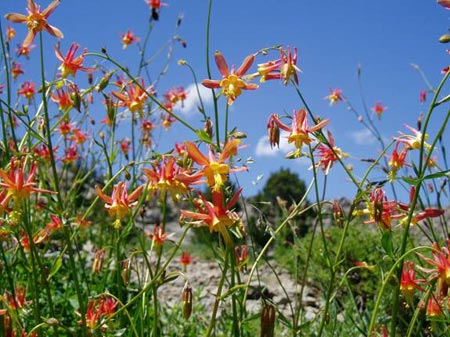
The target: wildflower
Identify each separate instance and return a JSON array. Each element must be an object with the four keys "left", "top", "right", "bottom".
[
  {"left": 387, "top": 142, "right": 409, "bottom": 181},
  {"left": 332, "top": 201, "right": 344, "bottom": 228},
  {"left": 16, "top": 44, "right": 35, "bottom": 57},
  {"left": 164, "top": 86, "right": 187, "bottom": 105},
  {"left": 202, "top": 51, "right": 258, "bottom": 105},
  {"left": 79, "top": 300, "right": 101, "bottom": 329},
  {"left": 111, "top": 79, "right": 154, "bottom": 117},
  {"left": 280, "top": 46, "right": 301, "bottom": 85},
  {"left": 121, "top": 29, "right": 140, "bottom": 49},
  {"left": 420, "top": 89, "right": 427, "bottom": 102},
  {"left": 95, "top": 181, "right": 143, "bottom": 228},
  {"left": 372, "top": 102, "right": 387, "bottom": 119},
  {"left": 92, "top": 248, "right": 106, "bottom": 273},
  {"left": 17, "top": 81, "right": 35, "bottom": 101},
  {"left": 180, "top": 251, "right": 192, "bottom": 270},
  {"left": 146, "top": 0, "right": 167, "bottom": 20},
  {"left": 5, "top": 286, "right": 28, "bottom": 310},
  {"left": 161, "top": 113, "right": 176, "bottom": 130},
  {"left": 250, "top": 59, "right": 282, "bottom": 83},
  {"left": 58, "top": 120, "right": 74, "bottom": 136},
  {"left": 235, "top": 245, "right": 248, "bottom": 272},
  {"left": 11, "top": 62, "right": 24, "bottom": 80},
  {"left": 55, "top": 42, "right": 94, "bottom": 78},
  {"left": 120, "top": 138, "right": 131, "bottom": 160},
  {"left": 98, "top": 297, "right": 117, "bottom": 316},
  {"left": 6, "top": 26, "right": 16, "bottom": 42},
  {"left": 5, "top": 0, "right": 63, "bottom": 47},
  {"left": 425, "top": 295, "right": 443, "bottom": 318},
  {"left": 438, "top": 0, "right": 450, "bottom": 9},
  {"left": 61, "top": 144, "right": 79, "bottom": 164},
  {"left": 142, "top": 156, "right": 202, "bottom": 202},
  {"left": 267, "top": 114, "right": 280, "bottom": 148},
  {"left": 180, "top": 189, "right": 243, "bottom": 246},
  {"left": 268, "top": 109, "right": 329, "bottom": 158},
  {"left": 185, "top": 139, "right": 247, "bottom": 191},
  {"left": 400, "top": 261, "right": 425, "bottom": 300},
  {"left": 0, "top": 157, "right": 54, "bottom": 208},
  {"left": 314, "top": 130, "right": 347, "bottom": 174},
  {"left": 51, "top": 88, "right": 72, "bottom": 111},
  {"left": 394, "top": 124, "right": 431, "bottom": 150},
  {"left": 353, "top": 187, "right": 401, "bottom": 230},
  {"left": 69, "top": 128, "right": 88, "bottom": 145},
  {"left": 325, "top": 88, "right": 343, "bottom": 106},
  {"left": 144, "top": 225, "right": 173, "bottom": 247},
  {"left": 418, "top": 241, "right": 450, "bottom": 297}
]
